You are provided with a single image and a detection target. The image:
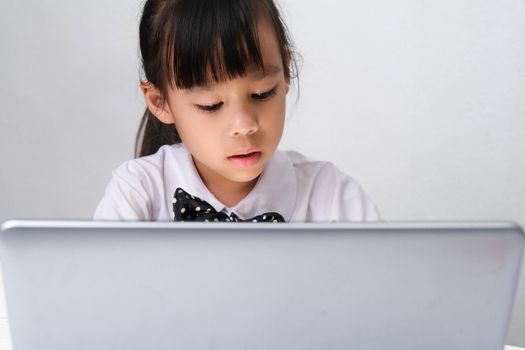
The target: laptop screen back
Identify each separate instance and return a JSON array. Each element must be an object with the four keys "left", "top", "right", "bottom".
[{"left": 0, "top": 221, "right": 523, "bottom": 350}]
